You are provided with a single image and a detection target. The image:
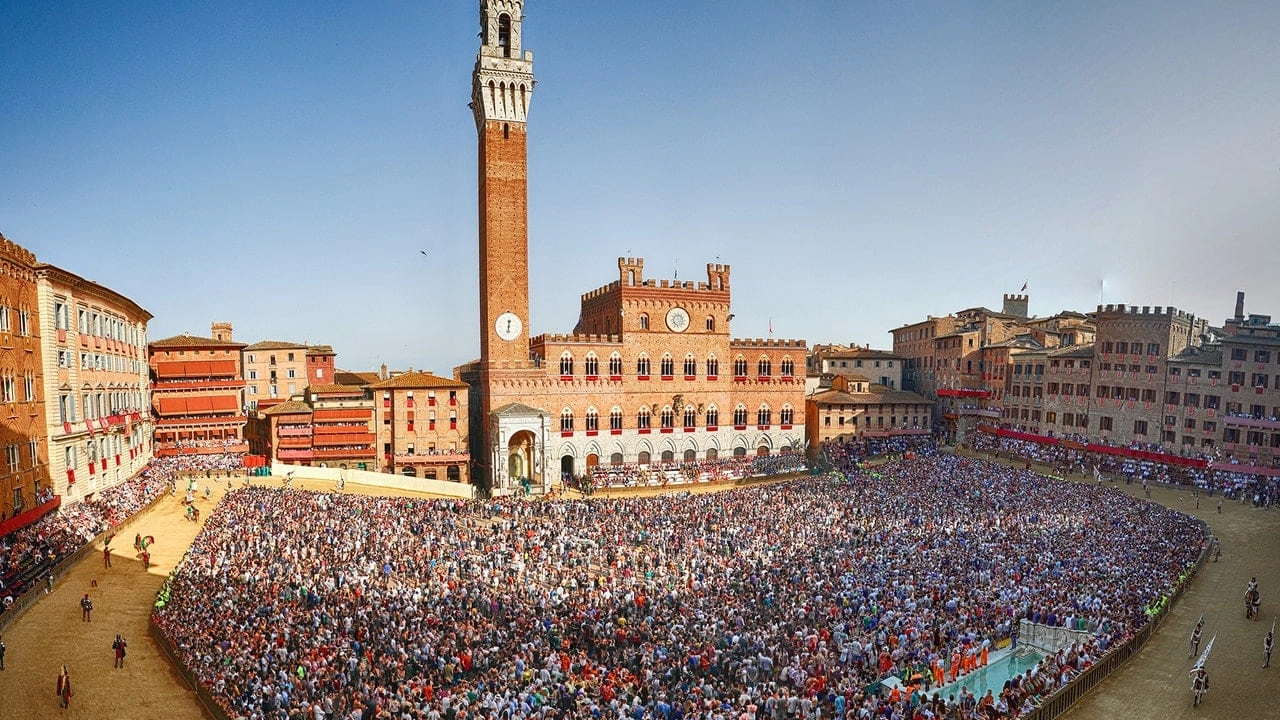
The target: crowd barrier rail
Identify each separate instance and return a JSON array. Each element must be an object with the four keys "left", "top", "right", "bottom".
[
  {"left": 1022, "top": 521, "right": 1210, "bottom": 720},
  {"left": 0, "top": 488, "right": 168, "bottom": 635}
]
